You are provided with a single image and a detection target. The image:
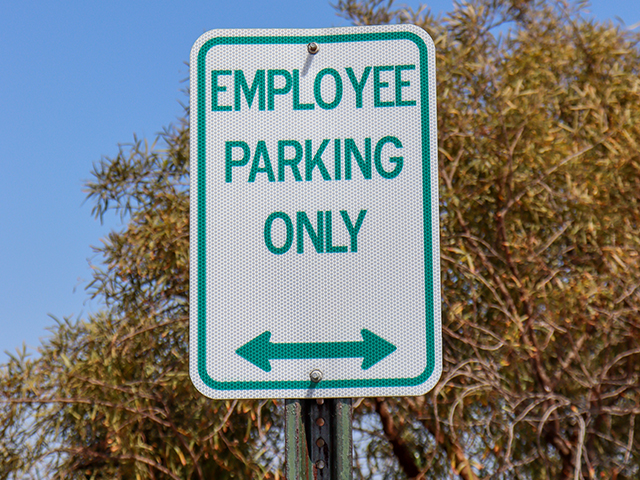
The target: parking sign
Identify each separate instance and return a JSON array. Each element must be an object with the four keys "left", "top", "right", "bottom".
[{"left": 190, "top": 24, "right": 440, "bottom": 399}]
